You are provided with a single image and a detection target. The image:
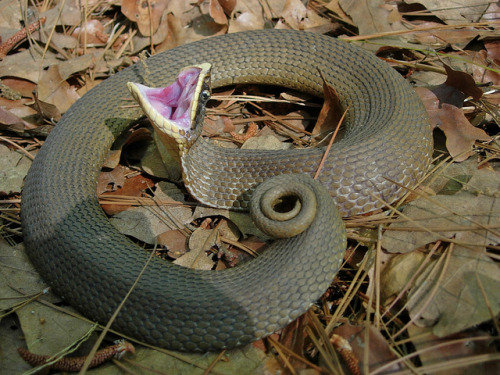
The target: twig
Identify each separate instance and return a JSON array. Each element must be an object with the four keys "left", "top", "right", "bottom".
[
  {"left": 18, "top": 341, "right": 134, "bottom": 372},
  {"left": 0, "top": 17, "right": 46, "bottom": 59},
  {"left": 314, "top": 105, "right": 350, "bottom": 179}
]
